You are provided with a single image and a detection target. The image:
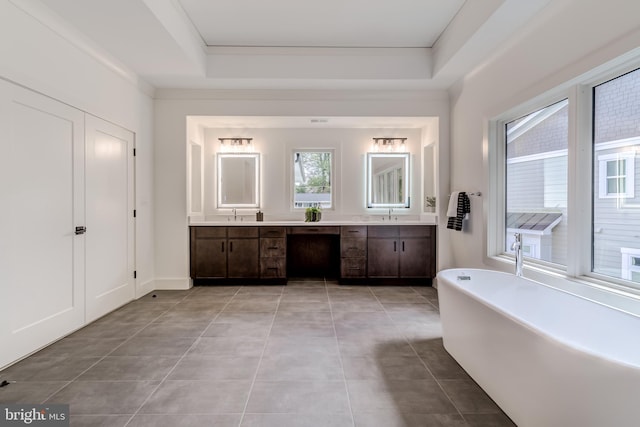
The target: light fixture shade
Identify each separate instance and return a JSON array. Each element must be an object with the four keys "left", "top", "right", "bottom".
[
  {"left": 219, "top": 138, "right": 254, "bottom": 153},
  {"left": 371, "top": 138, "right": 407, "bottom": 153}
]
